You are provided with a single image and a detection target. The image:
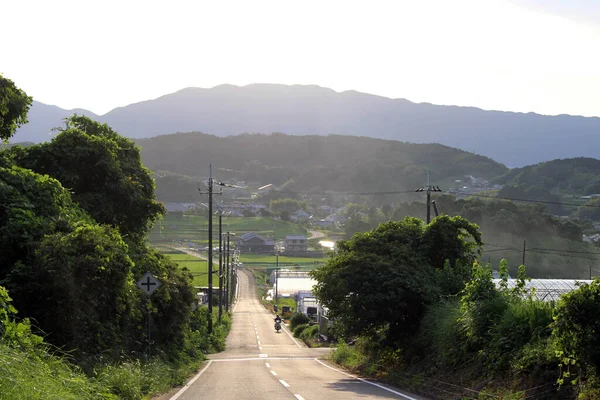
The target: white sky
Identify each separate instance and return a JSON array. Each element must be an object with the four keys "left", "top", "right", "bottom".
[{"left": 2, "top": 0, "right": 600, "bottom": 117}]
